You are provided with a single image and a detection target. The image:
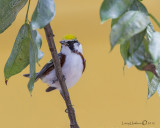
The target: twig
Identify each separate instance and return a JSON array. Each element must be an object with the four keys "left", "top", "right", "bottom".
[
  {"left": 149, "top": 13, "right": 160, "bottom": 29},
  {"left": 25, "top": 0, "right": 31, "bottom": 23},
  {"left": 44, "top": 23, "right": 79, "bottom": 128}
]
